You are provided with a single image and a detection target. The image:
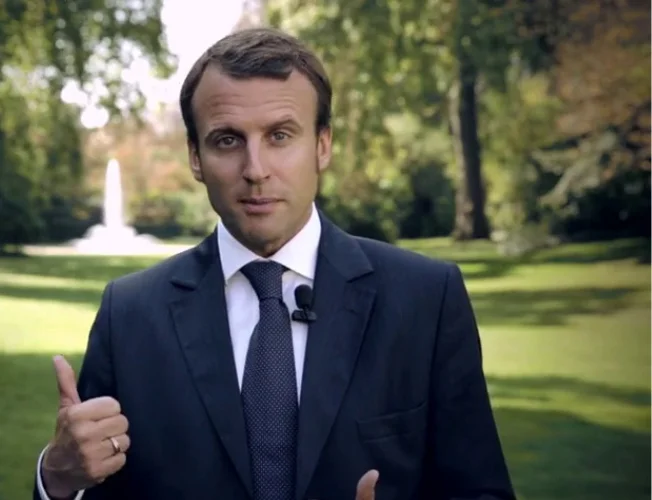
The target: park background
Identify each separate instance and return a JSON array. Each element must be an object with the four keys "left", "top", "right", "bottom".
[{"left": 0, "top": 0, "right": 650, "bottom": 498}]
